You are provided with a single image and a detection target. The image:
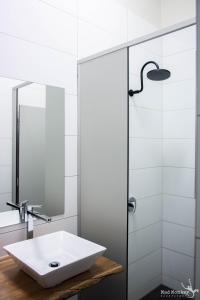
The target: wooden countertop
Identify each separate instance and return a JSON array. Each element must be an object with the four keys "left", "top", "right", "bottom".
[{"left": 0, "top": 256, "right": 123, "bottom": 300}]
